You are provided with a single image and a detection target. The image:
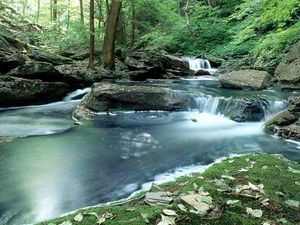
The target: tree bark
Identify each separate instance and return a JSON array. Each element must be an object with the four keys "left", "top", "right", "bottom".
[
  {"left": 207, "top": 0, "right": 217, "bottom": 7},
  {"left": 53, "top": 0, "right": 58, "bottom": 21},
  {"left": 102, "top": 0, "right": 122, "bottom": 70},
  {"left": 22, "top": 0, "right": 28, "bottom": 16},
  {"left": 50, "top": 0, "right": 53, "bottom": 20},
  {"left": 67, "top": 0, "right": 70, "bottom": 29},
  {"left": 95, "top": 0, "right": 104, "bottom": 28},
  {"left": 130, "top": 0, "right": 136, "bottom": 49},
  {"left": 184, "top": 0, "right": 196, "bottom": 39},
  {"left": 36, "top": 0, "right": 40, "bottom": 22},
  {"left": 88, "top": 0, "right": 95, "bottom": 70},
  {"left": 79, "top": 0, "right": 84, "bottom": 24}
]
